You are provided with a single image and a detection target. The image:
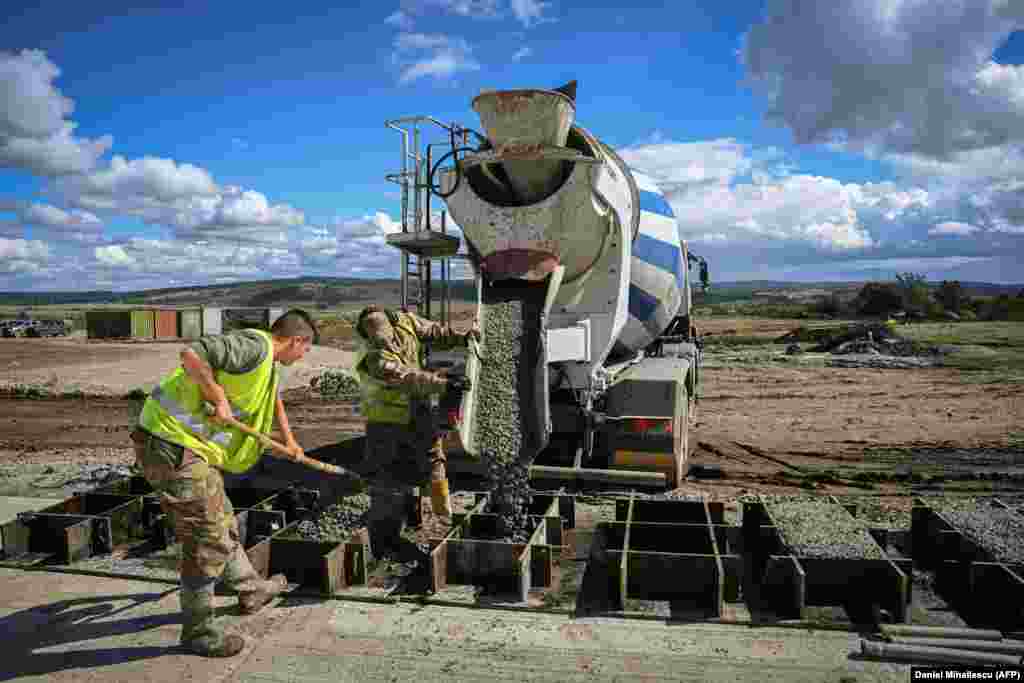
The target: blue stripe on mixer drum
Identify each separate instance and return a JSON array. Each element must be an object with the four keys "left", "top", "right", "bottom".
[
  {"left": 633, "top": 233, "right": 683, "bottom": 286},
  {"left": 627, "top": 284, "right": 660, "bottom": 323},
  {"left": 638, "top": 190, "right": 675, "bottom": 219}
]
